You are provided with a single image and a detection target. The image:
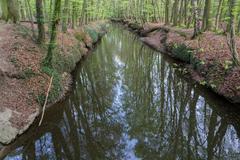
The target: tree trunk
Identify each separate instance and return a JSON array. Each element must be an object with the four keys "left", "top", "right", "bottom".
[
  {"left": 192, "top": 0, "right": 201, "bottom": 39},
  {"left": 202, "top": 0, "right": 211, "bottom": 31},
  {"left": 228, "top": 0, "right": 239, "bottom": 66},
  {"left": 44, "top": 0, "right": 61, "bottom": 67},
  {"left": 25, "top": 0, "right": 36, "bottom": 38},
  {"left": 36, "top": 0, "right": 45, "bottom": 44},
  {"left": 7, "top": 0, "right": 19, "bottom": 23},
  {"left": 172, "top": 0, "right": 179, "bottom": 26},
  {"left": 165, "top": 0, "right": 170, "bottom": 25},
  {"left": 215, "top": 0, "right": 223, "bottom": 30},
  {"left": 62, "top": 0, "right": 69, "bottom": 32},
  {"left": 0, "top": 0, "right": 9, "bottom": 21}
]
